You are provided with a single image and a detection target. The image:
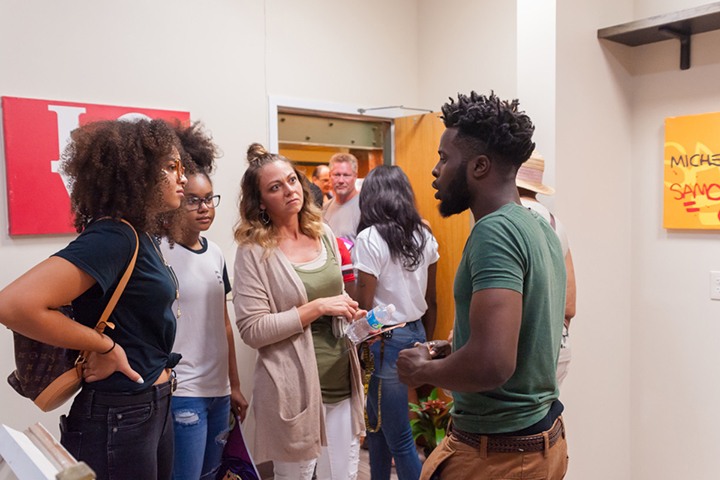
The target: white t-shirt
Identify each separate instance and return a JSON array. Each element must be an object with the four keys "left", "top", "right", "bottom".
[
  {"left": 520, "top": 198, "right": 570, "bottom": 256},
  {"left": 161, "top": 237, "right": 231, "bottom": 397},
  {"left": 354, "top": 226, "right": 439, "bottom": 325}
]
